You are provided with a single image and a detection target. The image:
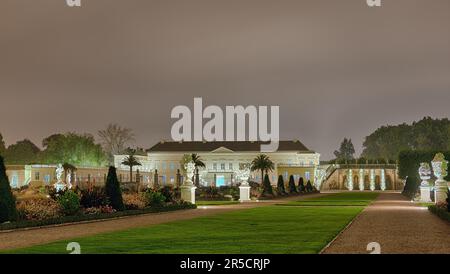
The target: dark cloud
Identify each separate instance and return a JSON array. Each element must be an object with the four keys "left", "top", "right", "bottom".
[{"left": 0, "top": 0, "right": 449, "bottom": 159}]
